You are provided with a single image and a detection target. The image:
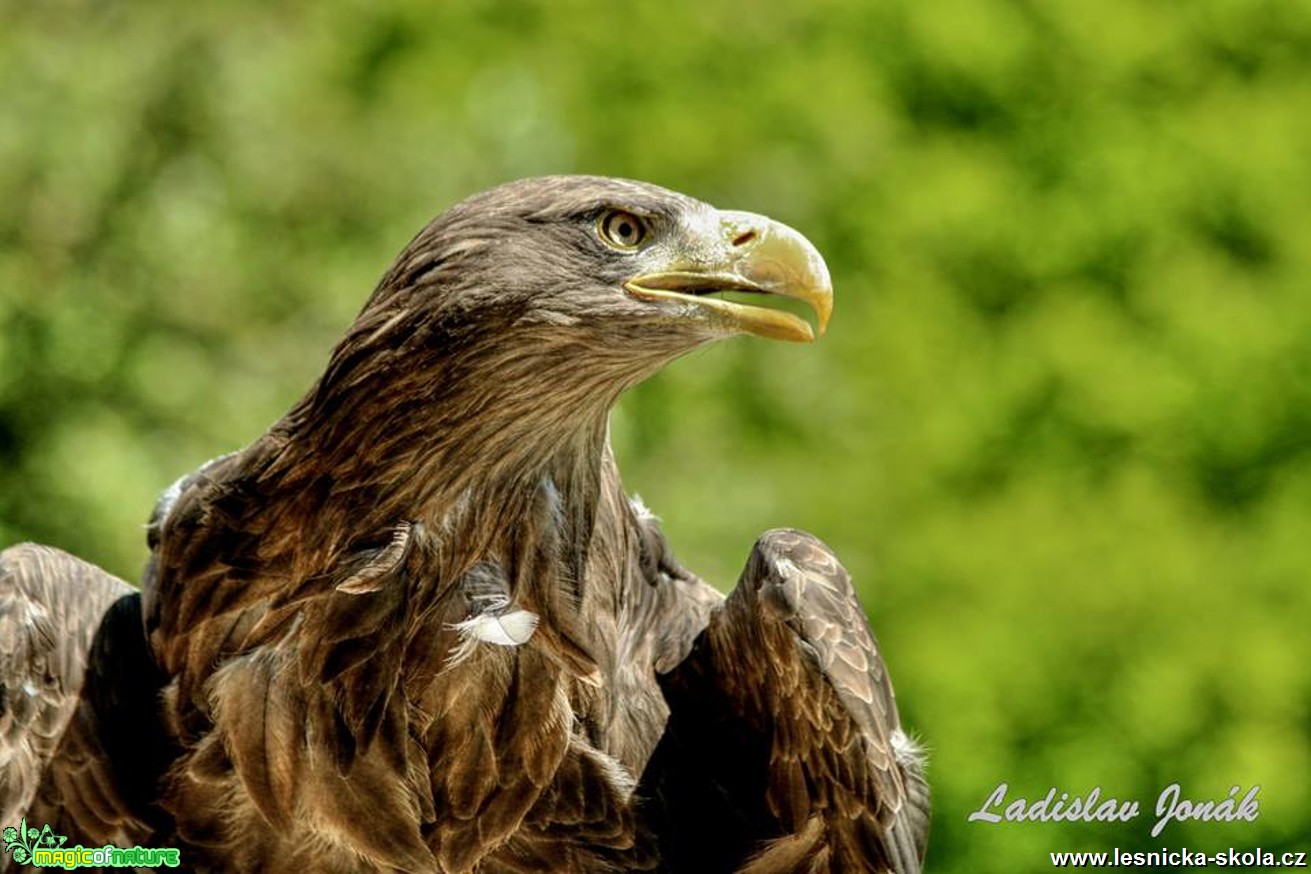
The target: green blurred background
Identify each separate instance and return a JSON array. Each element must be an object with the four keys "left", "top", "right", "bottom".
[{"left": 2, "top": 1, "right": 1308, "bottom": 867}]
